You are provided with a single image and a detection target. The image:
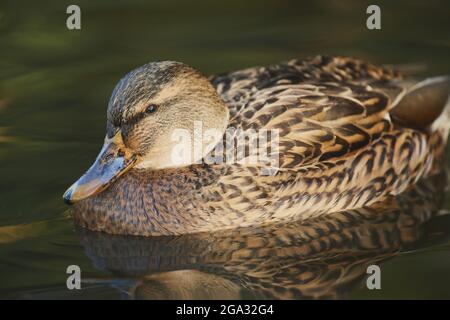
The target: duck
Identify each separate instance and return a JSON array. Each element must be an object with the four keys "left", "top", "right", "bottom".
[{"left": 63, "top": 55, "right": 450, "bottom": 237}]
